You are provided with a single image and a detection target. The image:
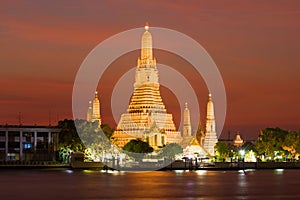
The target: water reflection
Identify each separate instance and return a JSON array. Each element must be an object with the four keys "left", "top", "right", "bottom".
[
  {"left": 195, "top": 170, "right": 207, "bottom": 175},
  {"left": 174, "top": 170, "right": 184, "bottom": 174},
  {"left": 237, "top": 170, "right": 248, "bottom": 188},
  {"left": 274, "top": 169, "right": 284, "bottom": 174},
  {"left": 0, "top": 169, "right": 299, "bottom": 199},
  {"left": 64, "top": 169, "right": 73, "bottom": 174}
]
